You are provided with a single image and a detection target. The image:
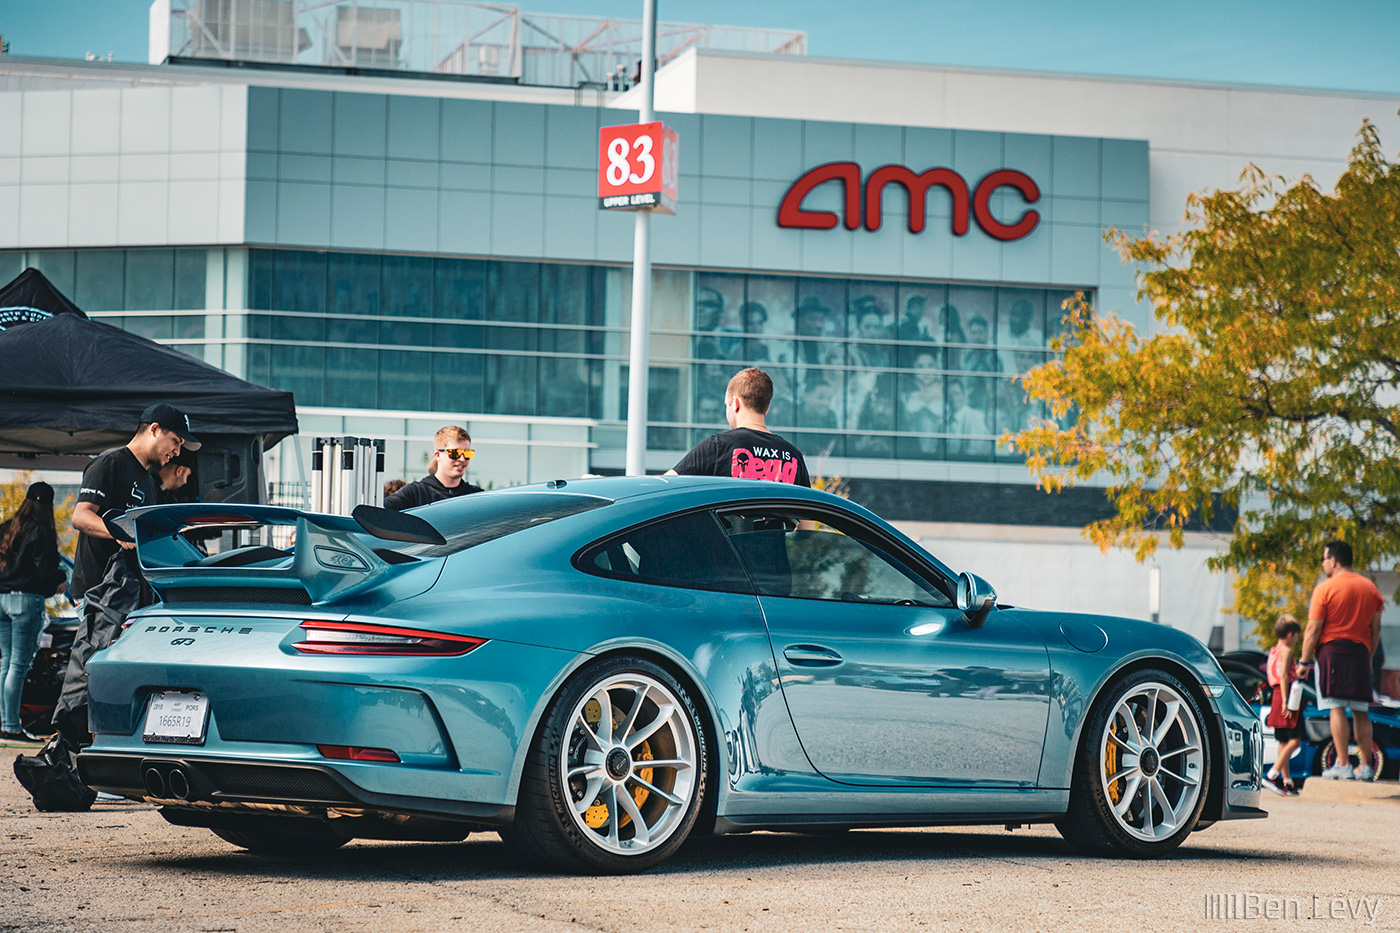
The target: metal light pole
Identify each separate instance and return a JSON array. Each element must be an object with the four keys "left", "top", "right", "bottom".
[
  {"left": 623, "top": 0, "right": 658, "bottom": 476},
  {"left": 1149, "top": 565, "right": 1161, "bottom": 626}
]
